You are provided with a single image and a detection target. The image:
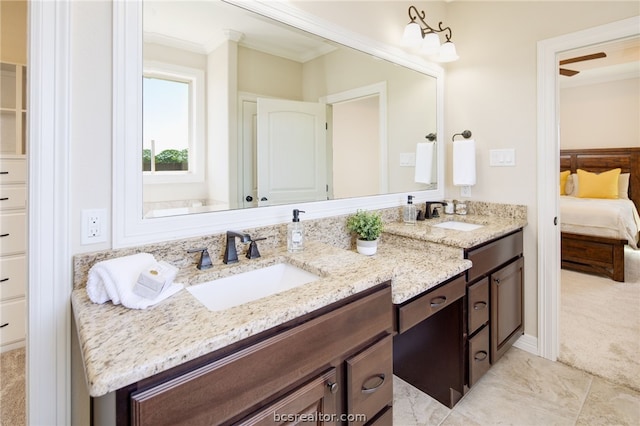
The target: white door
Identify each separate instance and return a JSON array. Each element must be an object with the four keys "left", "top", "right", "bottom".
[{"left": 257, "top": 99, "right": 327, "bottom": 206}]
